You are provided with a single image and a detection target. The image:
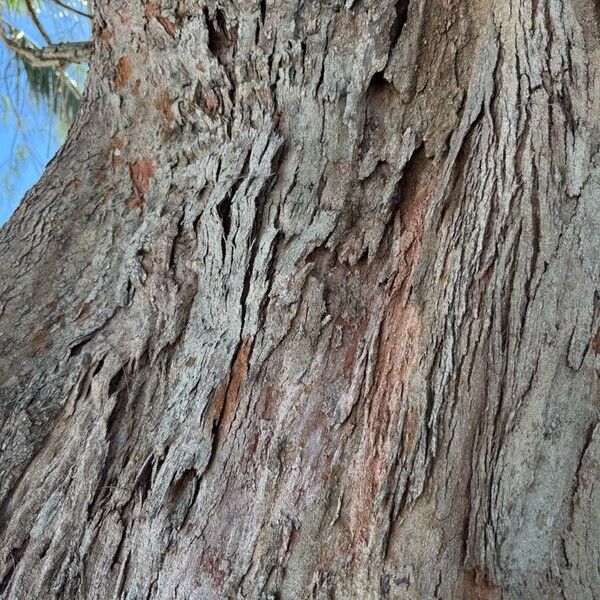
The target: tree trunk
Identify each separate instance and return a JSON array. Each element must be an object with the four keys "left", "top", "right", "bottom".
[{"left": 1, "top": 0, "right": 598, "bottom": 598}]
